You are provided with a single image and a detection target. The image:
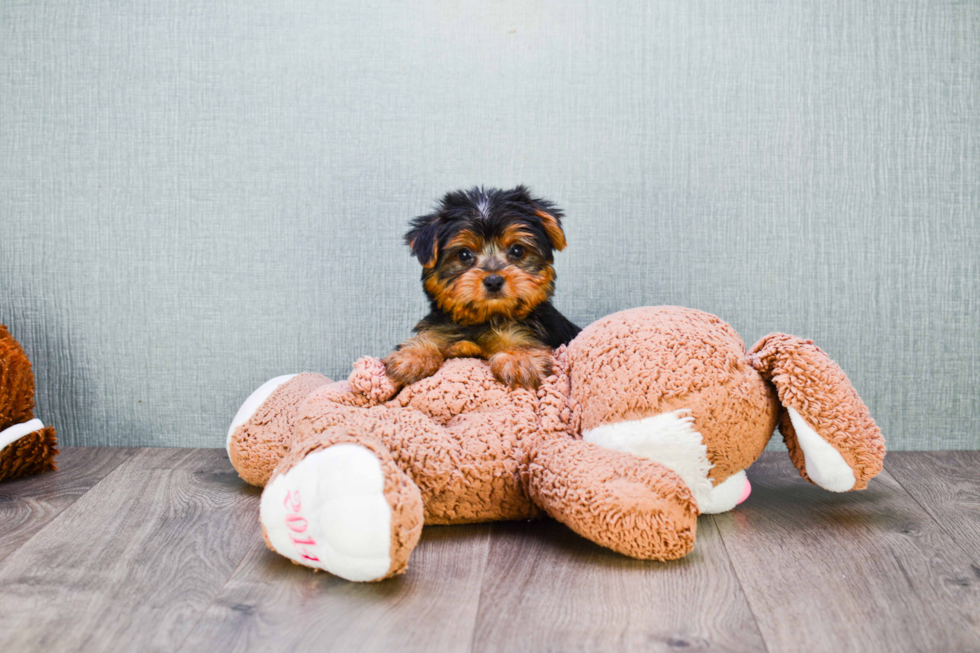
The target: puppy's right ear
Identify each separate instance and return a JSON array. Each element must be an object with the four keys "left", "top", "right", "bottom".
[{"left": 405, "top": 213, "right": 441, "bottom": 268}]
